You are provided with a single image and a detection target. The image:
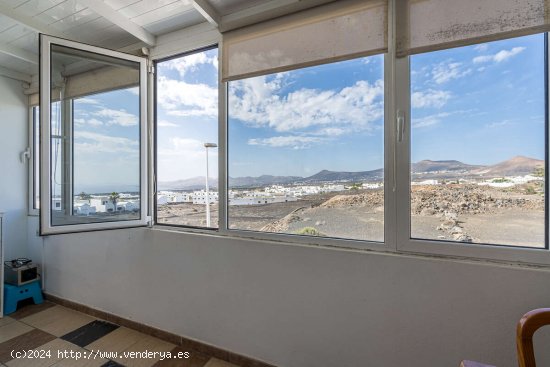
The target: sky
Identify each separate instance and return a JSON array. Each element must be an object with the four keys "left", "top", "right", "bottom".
[
  {"left": 156, "top": 48, "right": 219, "bottom": 184},
  {"left": 68, "top": 88, "right": 140, "bottom": 194},
  {"left": 410, "top": 33, "right": 545, "bottom": 166},
  {"left": 68, "top": 33, "right": 546, "bottom": 191}
]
